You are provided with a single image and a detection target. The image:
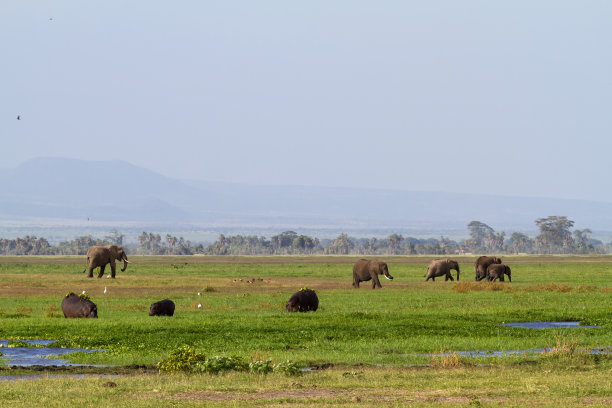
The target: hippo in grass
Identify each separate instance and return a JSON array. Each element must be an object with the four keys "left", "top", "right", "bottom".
[
  {"left": 61, "top": 292, "right": 98, "bottom": 318},
  {"left": 149, "top": 299, "right": 175, "bottom": 316},
  {"left": 286, "top": 288, "right": 319, "bottom": 312}
]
